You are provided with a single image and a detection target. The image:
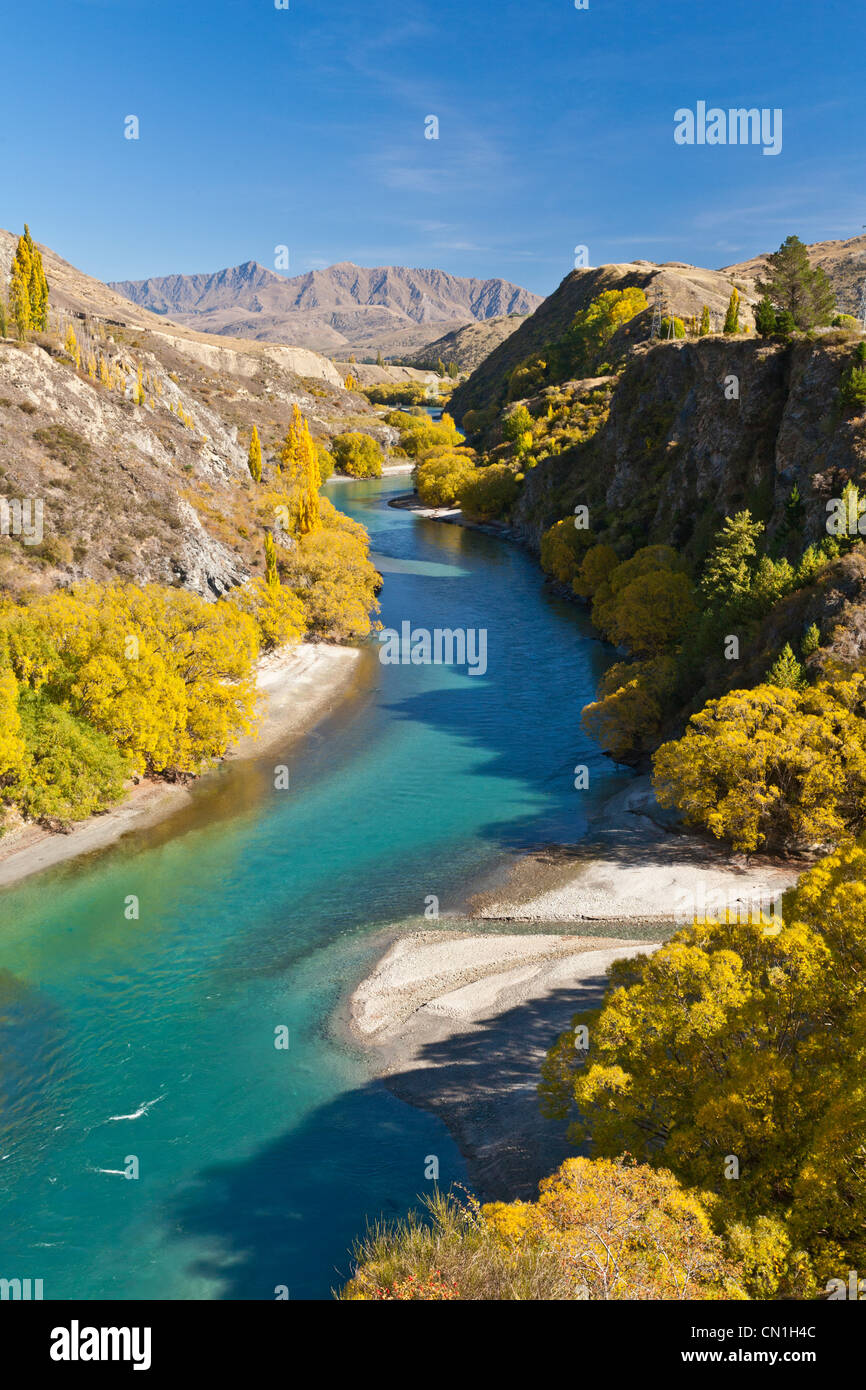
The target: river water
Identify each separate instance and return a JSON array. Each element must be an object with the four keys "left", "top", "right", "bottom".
[{"left": 0, "top": 475, "right": 628, "bottom": 1299}]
